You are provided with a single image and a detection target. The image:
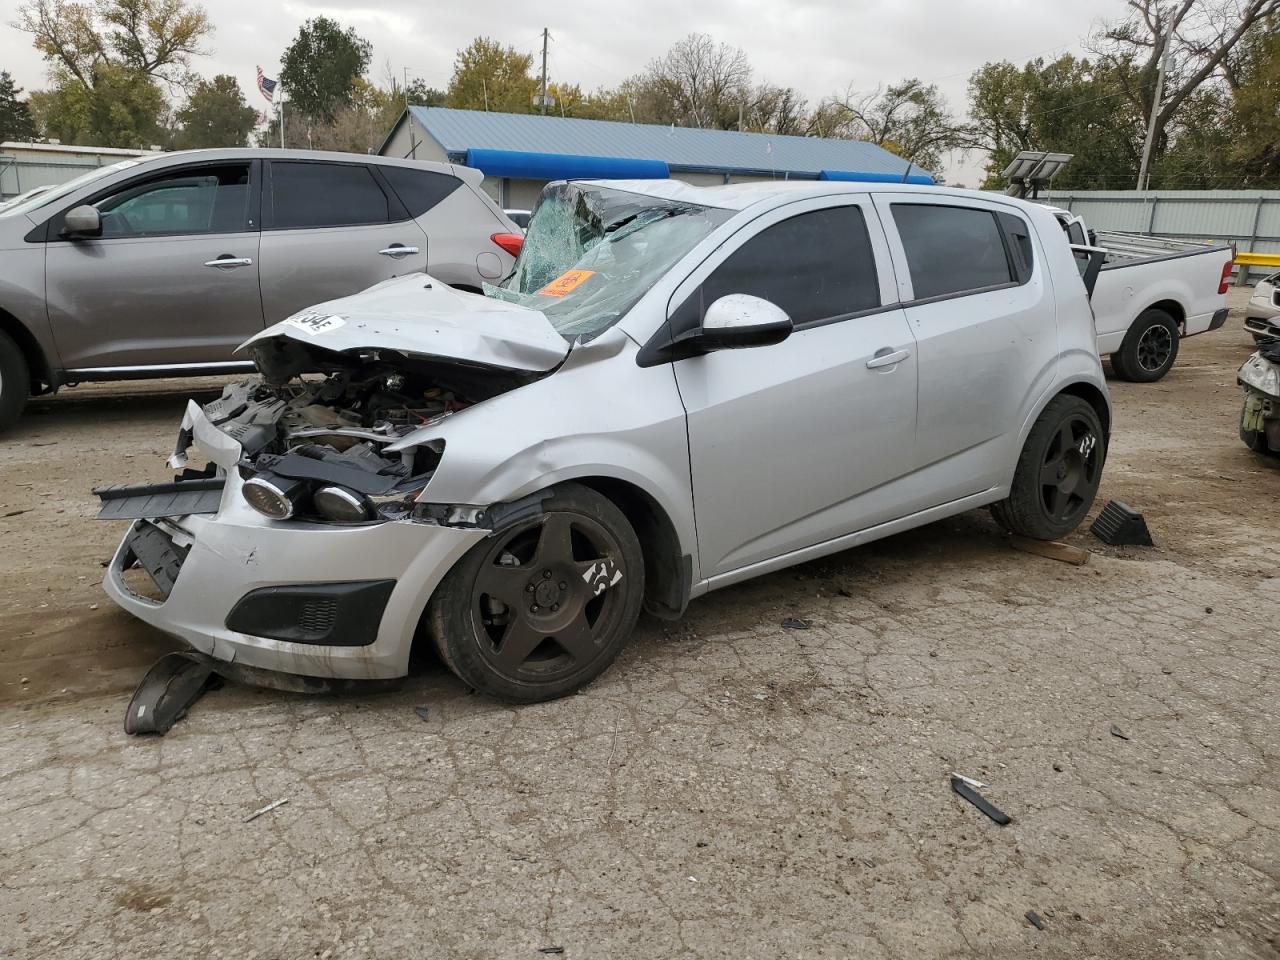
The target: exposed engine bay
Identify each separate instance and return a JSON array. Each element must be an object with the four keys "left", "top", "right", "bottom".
[{"left": 159, "top": 338, "right": 541, "bottom": 525}]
